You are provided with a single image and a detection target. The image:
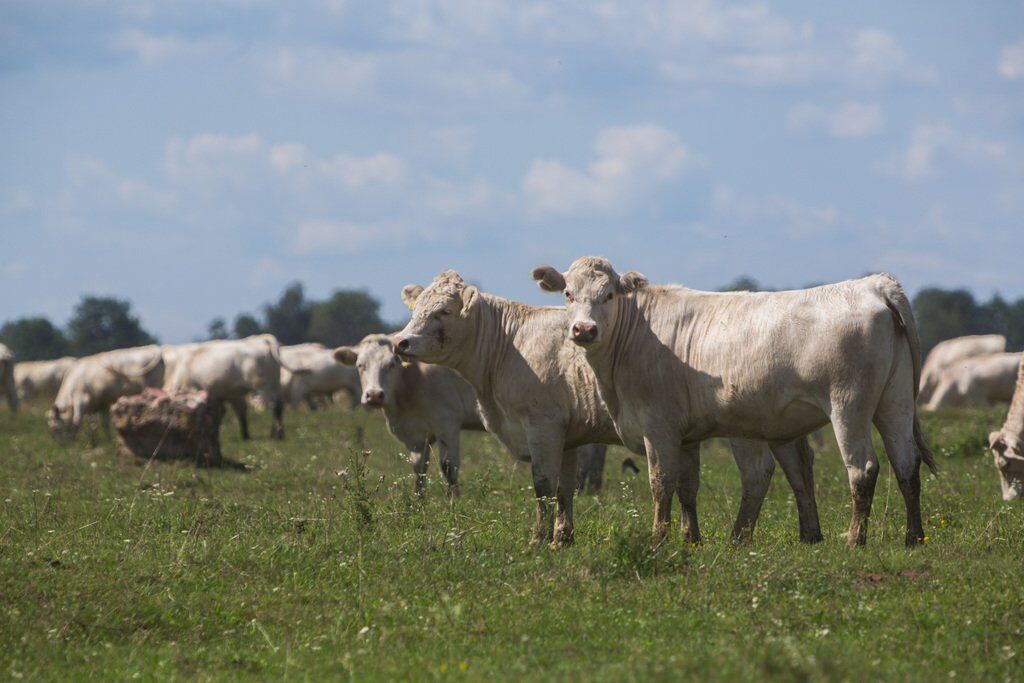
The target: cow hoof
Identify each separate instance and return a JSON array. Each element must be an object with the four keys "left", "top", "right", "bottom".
[{"left": 801, "top": 531, "right": 825, "bottom": 544}]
